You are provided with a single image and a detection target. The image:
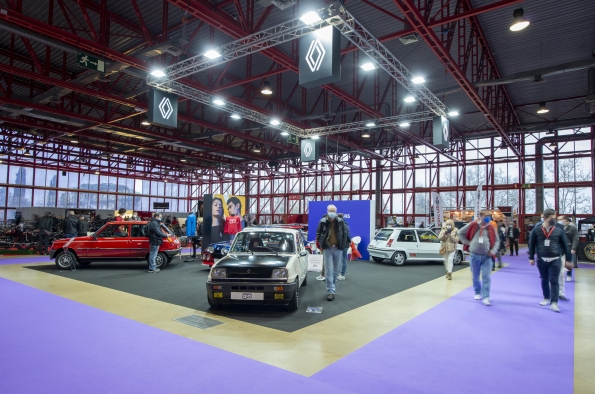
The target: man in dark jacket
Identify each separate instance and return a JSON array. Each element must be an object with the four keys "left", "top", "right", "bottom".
[
  {"left": 528, "top": 209, "right": 571, "bottom": 313},
  {"left": 63, "top": 211, "right": 79, "bottom": 238},
  {"left": 36, "top": 212, "right": 54, "bottom": 255},
  {"left": 77, "top": 215, "right": 89, "bottom": 236},
  {"left": 558, "top": 216, "right": 579, "bottom": 288},
  {"left": 507, "top": 222, "right": 520, "bottom": 256},
  {"left": 316, "top": 204, "right": 349, "bottom": 301},
  {"left": 147, "top": 213, "right": 166, "bottom": 273}
]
